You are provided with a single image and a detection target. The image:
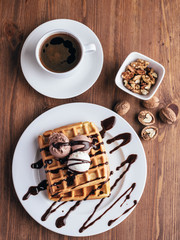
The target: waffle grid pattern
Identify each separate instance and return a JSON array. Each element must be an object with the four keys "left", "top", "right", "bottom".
[{"left": 38, "top": 122, "right": 110, "bottom": 201}]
